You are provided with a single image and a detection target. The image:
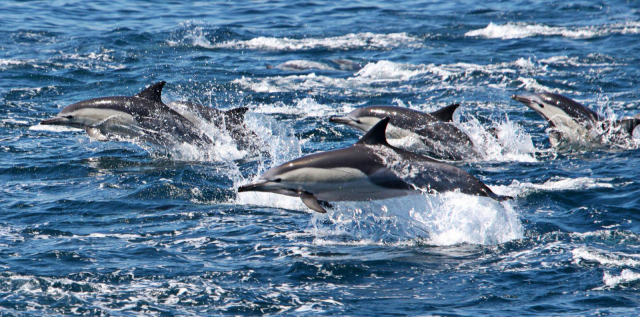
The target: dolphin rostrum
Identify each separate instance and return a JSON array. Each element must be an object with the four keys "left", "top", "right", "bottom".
[
  {"left": 40, "top": 81, "right": 256, "bottom": 151},
  {"left": 512, "top": 93, "right": 640, "bottom": 149},
  {"left": 329, "top": 105, "right": 479, "bottom": 161},
  {"left": 238, "top": 117, "right": 509, "bottom": 213}
]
